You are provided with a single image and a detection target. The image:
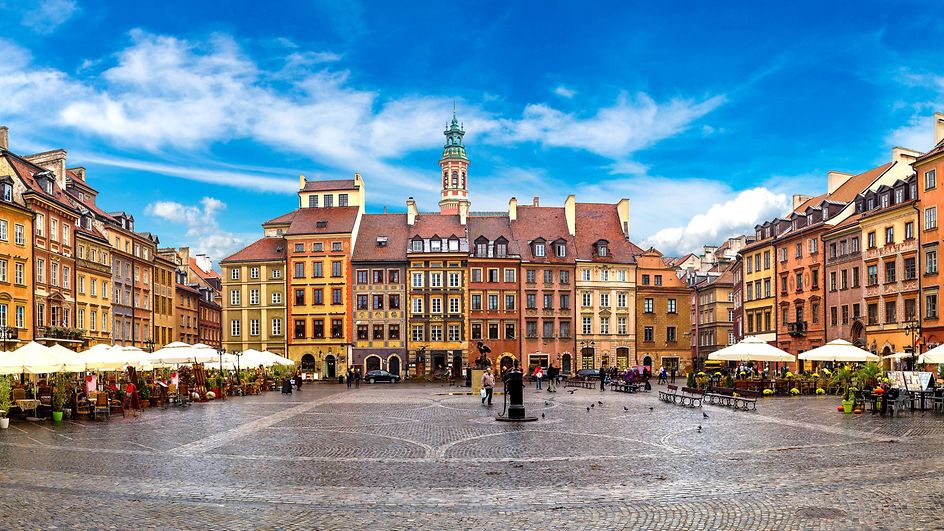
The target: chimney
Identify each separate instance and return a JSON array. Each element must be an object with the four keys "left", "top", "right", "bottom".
[
  {"left": 406, "top": 197, "right": 417, "bottom": 226},
  {"left": 508, "top": 197, "right": 517, "bottom": 221},
  {"left": 69, "top": 166, "right": 86, "bottom": 182},
  {"left": 25, "top": 149, "right": 68, "bottom": 190},
  {"left": 458, "top": 200, "right": 469, "bottom": 226},
  {"left": 617, "top": 198, "right": 631, "bottom": 239},
  {"left": 0, "top": 126, "right": 7, "bottom": 151},
  {"left": 826, "top": 171, "right": 853, "bottom": 195},
  {"left": 564, "top": 194, "right": 576, "bottom": 236},
  {"left": 792, "top": 194, "right": 813, "bottom": 210},
  {"left": 935, "top": 112, "right": 944, "bottom": 145},
  {"left": 891, "top": 147, "right": 920, "bottom": 165},
  {"left": 299, "top": 174, "right": 306, "bottom": 190},
  {"left": 532, "top": 196, "right": 539, "bottom": 207}
]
